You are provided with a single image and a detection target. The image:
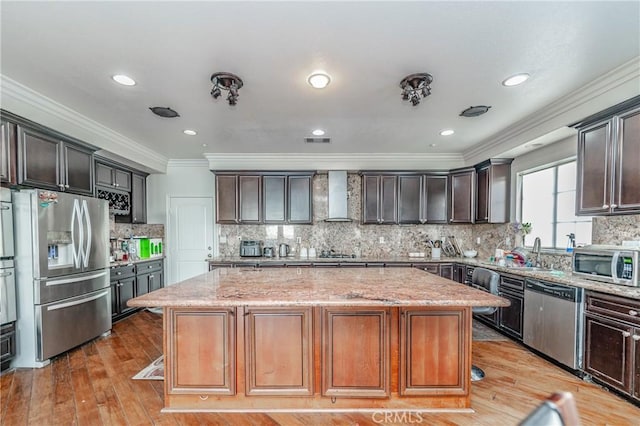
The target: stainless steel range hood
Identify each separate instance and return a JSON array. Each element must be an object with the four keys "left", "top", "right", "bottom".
[{"left": 325, "top": 171, "right": 353, "bottom": 222}]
